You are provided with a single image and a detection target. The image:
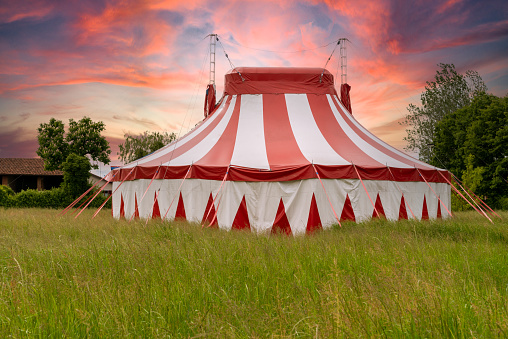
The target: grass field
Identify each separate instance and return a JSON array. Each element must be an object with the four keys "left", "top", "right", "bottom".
[{"left": 0, "top": 208, "right": 507, "bottom": 338}]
